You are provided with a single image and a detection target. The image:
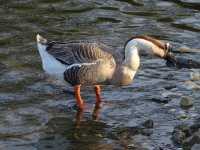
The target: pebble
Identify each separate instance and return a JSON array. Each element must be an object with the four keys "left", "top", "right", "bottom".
[
  {"left": 180, "top": 115, "right": 189, "bottom": 119},
  {"left": 184, "top": 81, "right": 200, "bottom": 90},
  {"left": 180, "top": 96, "right": 195, "bottom": 107},
  {"left": 127, "top": 144, "right": 135, "bottom": 148},
  {"left": 190, "top": 70, "right": 200, "bottom": 81},
  {"left": 179, "top": 47, "right": 200, "bottom": 53},
  {"left": 191, "top": 114, "right": 198, "bottom": 118},
  {"left": 179, "top": 46, "right": 200, "bottom": 53},
  {"left": 141, "top": 120, "right": 154, "bottom": 128},
  {"left": 161, "top": 92, "right": 181, "bottom": 98},
  {"left": 169, "top": 109, "right": 177, "bottom": 112},
  {"left": 164, "top": 104, "right": 174, "bottom": 107},
  {"left": 150, "top": 97, "right": 171, "bottom": 103},
  {"left": 190, "top": 72, "right": 200, "bottom": 81}
]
